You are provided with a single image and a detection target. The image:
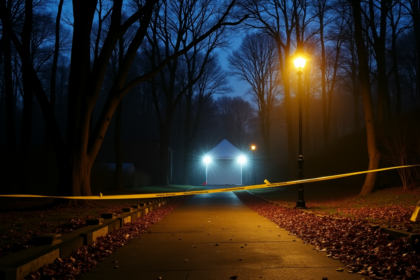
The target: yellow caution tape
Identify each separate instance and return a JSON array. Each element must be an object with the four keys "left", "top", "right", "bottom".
[
  {"left": 410, "top": 204, "right": 420, "bottom": 222},
  {"left": 0, "top": 164, "right": 418, "bottom": 200}
]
